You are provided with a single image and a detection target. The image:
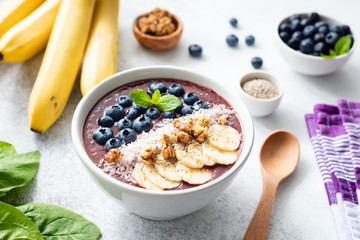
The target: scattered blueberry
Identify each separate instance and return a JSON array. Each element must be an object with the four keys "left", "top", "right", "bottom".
[
  {"left": 126, "top": 108, "right": 138, "bottom": 119},
  {"left": 251, "top": 57, "right": 263, "bottom": 69},
  {"left": 189, "top": 44, "right": 202, "bottom": 57},
  {"left": 245, "top": 35, "right": 255, "bottom": 46},
  {"left": 175, "top": 103, "right": 184, "bottom": 114},
  {"left": 181, "top": 106, "right": 193, "bottom": 116},
  {"left": 313, "top": 33, "right": 324, "bottom": 43},
  {"left": 287, "top": 38, "right": 300, "bottom": 50},
  {"left": 149, "top": 82, "right": 166, "bottom": 93},
  {"left": 105, "top": 138, "right": 121, "bottom": 151},
  {"left": 291, "top": 31, "right": 303, "bottom": 40},
  {"left": 226, "top": 34, "right": 239, "bottom": 47},
  {"left": 279, "top": 23, "right": 291, "bottom": 33},
  {"left": 325, "top": 32, "right": 340, "bottom": 47},
  {"left": 229, "top": 17, "right": 238, "bottom": 27},
  {"left": 117, "top": 118, "right": 133, "bottom": 130},
  {"left": 192, "top": 100, "right": 208, "bottom": 110},
  {"left": 183, "top": 93, "right": 199, "bottom": 105},
  {"left": 280, "top": 31, "right": 290, "bottom": 42},
  {"left": 132, "top": 102, "right": 146, "bottom": 113},
  {"left": 97, "top": 116, "right": 114, "bottom": 127},
  {"left": 116, "top": 95, "right": 132, "bottom": 108},
  {"left": 299, "top": 38, "right": 314, "bottom": 54},
  {"left": 314, "top": 42, "right": 328, "bottom": 54},
  {"left": 318, "top": 25, "right": 329, "bottom": 35},
  {"left": 163, "top": 111, "right": 177, "bottom": 118},
  {"left": 133, "top": 115, "right": 153, "bottom": 133},
  {"left": 145, "top": 107, "right": 161, "bottom": 119},
  {"left": 307, "top": 12, "right": 320, "bottom": 24},
  {"left": 167, "top": 83, "right": 185, "bottom": 97},
  {"left": 105, "top": 105, "right": 125, "bottom": 121},
  {"left": 117, "top": 129, "right": 136, "bottom": 144},
  {"left": 93, "top": 127, "right": 114, "bottom": 145},
  {"left": 303, "top": 25, "right": 317, "bottom": 38}
]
